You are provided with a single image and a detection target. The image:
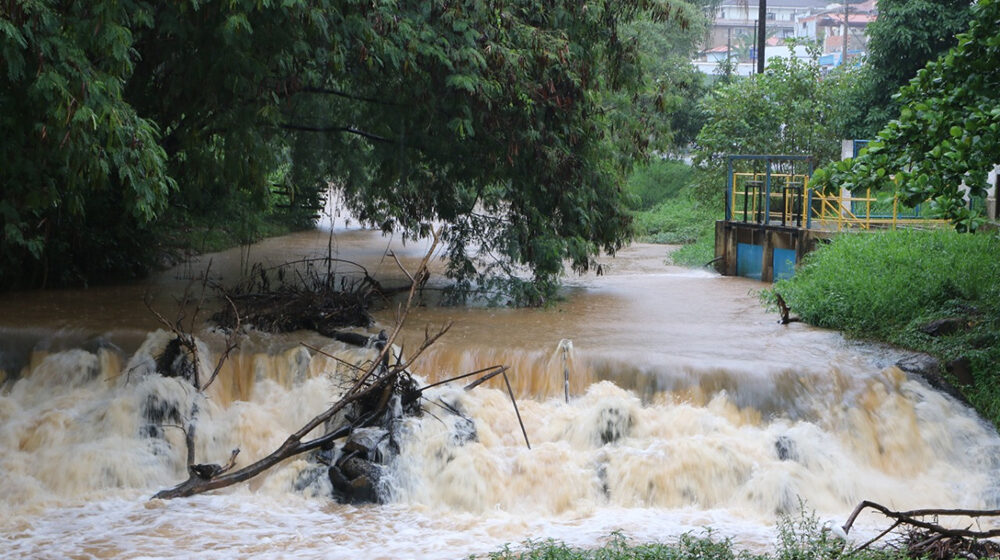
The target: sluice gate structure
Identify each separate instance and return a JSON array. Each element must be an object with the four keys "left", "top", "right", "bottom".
[{"left": 713, "top": 154, "right": 949, "bottom": 282}]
